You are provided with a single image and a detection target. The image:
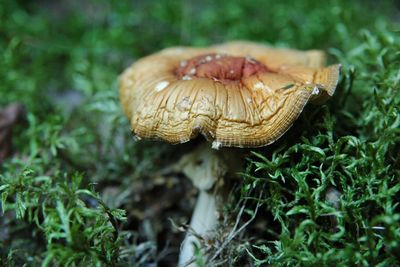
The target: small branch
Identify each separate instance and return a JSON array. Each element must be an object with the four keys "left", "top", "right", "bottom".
[{"left": 208, "top": 190, "right": 263, "bottom": 264}]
